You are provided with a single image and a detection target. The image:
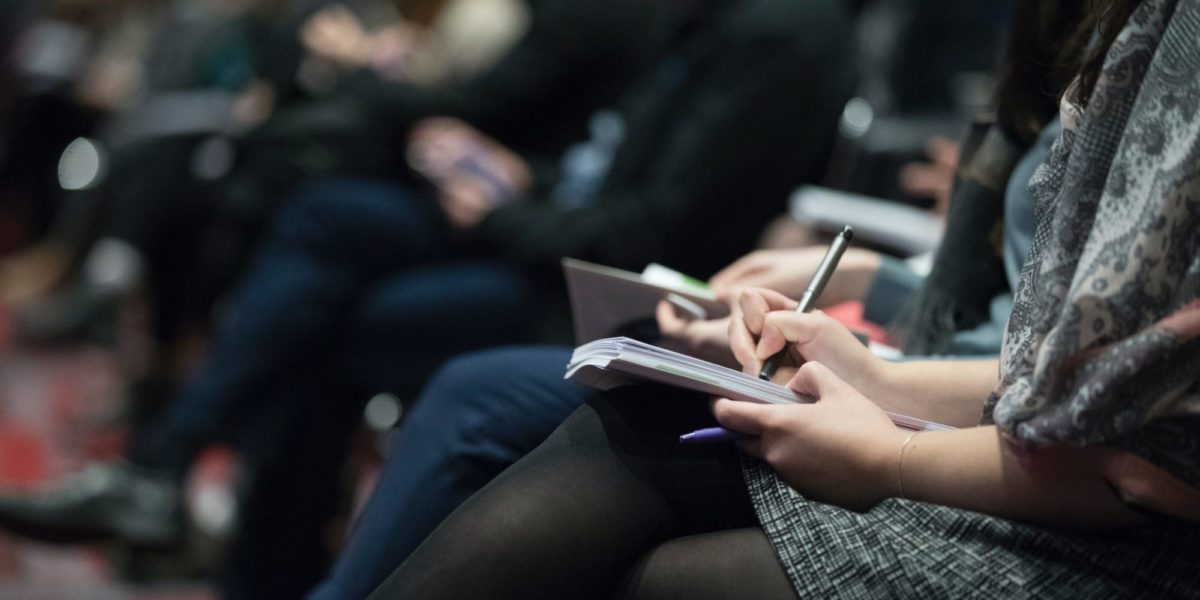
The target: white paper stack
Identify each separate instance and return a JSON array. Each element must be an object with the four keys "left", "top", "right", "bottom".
[{"left": 566, "top": 337, "right": 955, "bottom": 432}]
